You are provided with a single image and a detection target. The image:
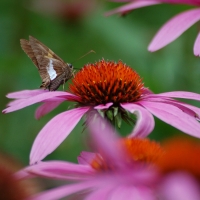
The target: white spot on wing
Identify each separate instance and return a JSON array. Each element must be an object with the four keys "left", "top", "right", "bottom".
[{"left": 47, "top": 60, "right": 57, "bottom": 80}]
